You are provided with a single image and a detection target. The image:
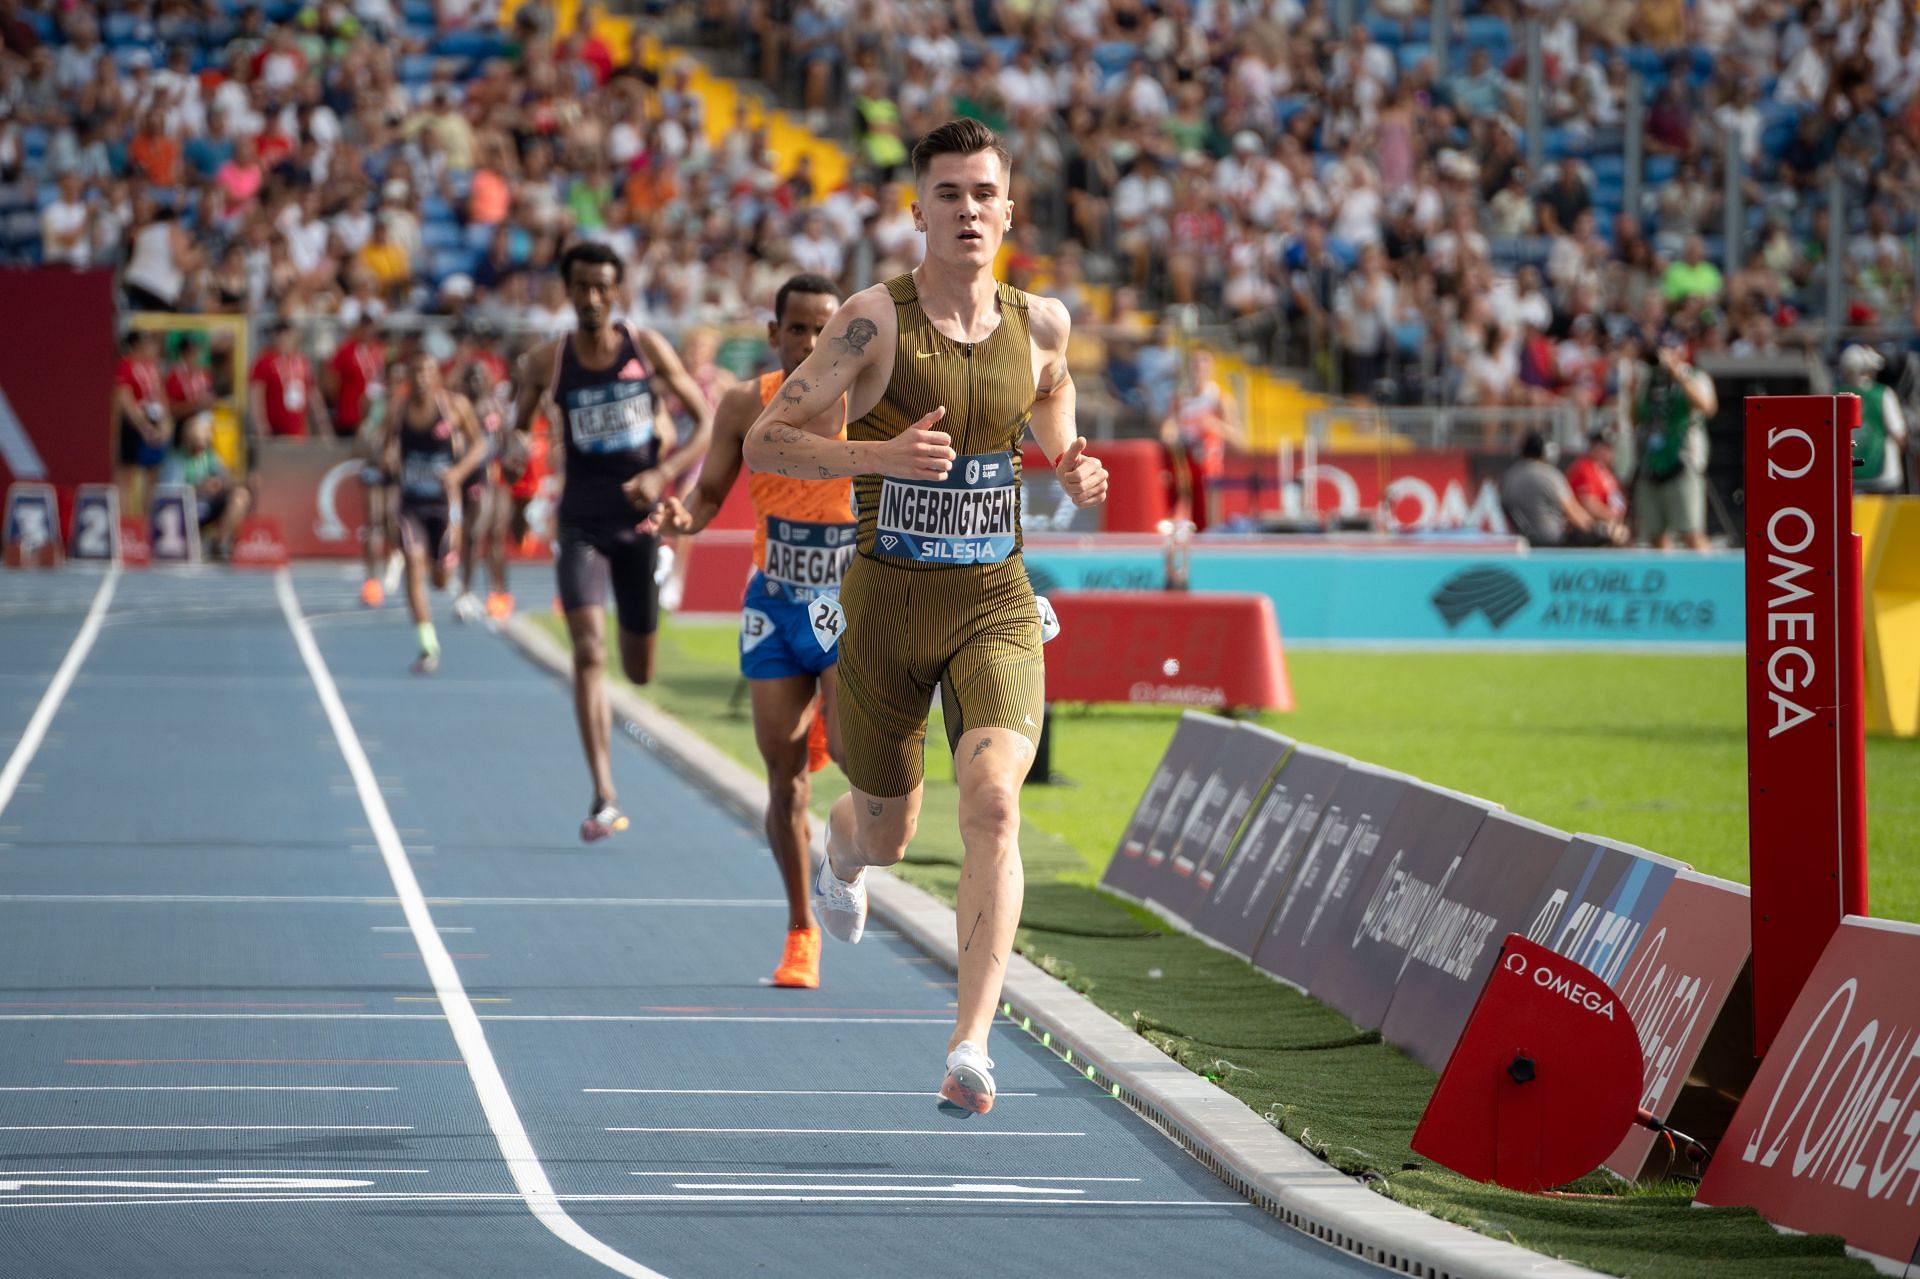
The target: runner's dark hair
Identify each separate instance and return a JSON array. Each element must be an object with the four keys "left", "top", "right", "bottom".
[{"left": 775, "top": 273, "right": 840, "bottom": 322}]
